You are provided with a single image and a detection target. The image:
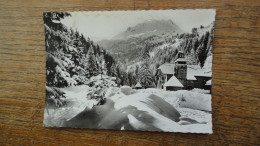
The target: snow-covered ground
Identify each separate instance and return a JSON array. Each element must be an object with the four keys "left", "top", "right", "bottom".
[
  {"left": 43, "top": 85, "right": 97, "bottom": 127},
  {"left": 115, "top": 88, "right": 212, "bottom": 133},
  {"left": 44, "top": 85, "right": 212, "bottom": 133}
]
